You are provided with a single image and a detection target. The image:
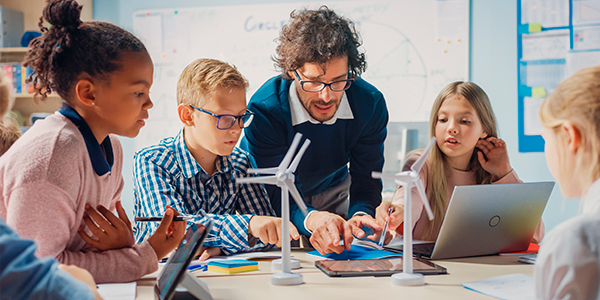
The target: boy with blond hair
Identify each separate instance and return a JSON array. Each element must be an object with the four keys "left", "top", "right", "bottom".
[{"left": 134, "top": 58, "right": 299, "bottom": 258}]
